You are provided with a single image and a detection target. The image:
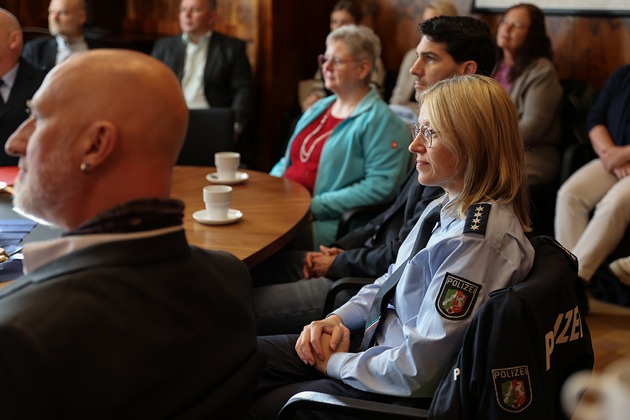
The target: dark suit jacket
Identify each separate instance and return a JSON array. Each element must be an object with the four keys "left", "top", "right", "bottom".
[
  {"left": 0, "top": 58, "right": 45, "bottom": 166},
  {"left": 326, "top": 168, "right": 443, "bottom": 279},
  {"left": 0, "top": 230, "right": 264, "bottom": 419},
  {"left": 22, "top": 36, "right": 101, "bottom": 73},
  {"left": 151, "top": 32, "right": 254, "bottom": 130}
]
